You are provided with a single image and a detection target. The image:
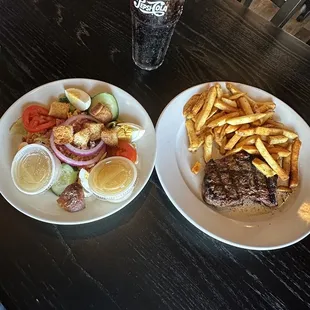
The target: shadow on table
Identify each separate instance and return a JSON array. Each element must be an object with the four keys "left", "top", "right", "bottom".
[{"left": 35, "top": 179, "right": 153, "bottom": 240}]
